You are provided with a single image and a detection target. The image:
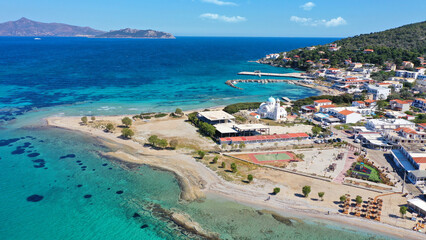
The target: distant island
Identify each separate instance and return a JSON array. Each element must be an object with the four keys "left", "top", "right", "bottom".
[
  {"left": 0, "top": 17, "right": 174, "bottom": 39},
  {"left": 95, "top": 28, "right": 175, "bottom": 39}
]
